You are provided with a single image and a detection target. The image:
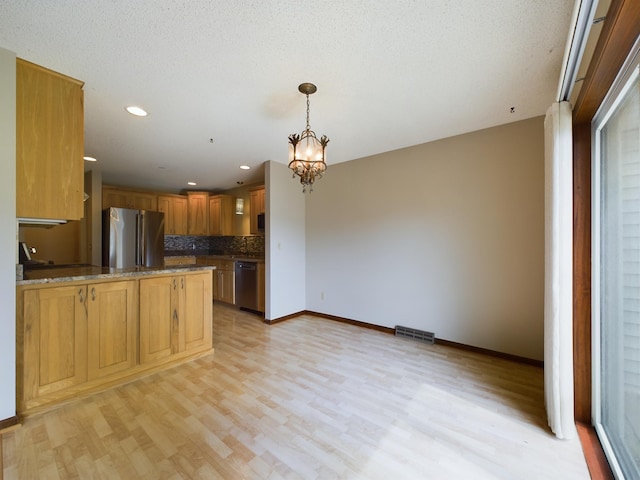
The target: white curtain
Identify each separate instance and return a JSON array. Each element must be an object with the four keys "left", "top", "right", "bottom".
[{"left": 544, "top": 101, "right": 575, "bottom": 439}]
